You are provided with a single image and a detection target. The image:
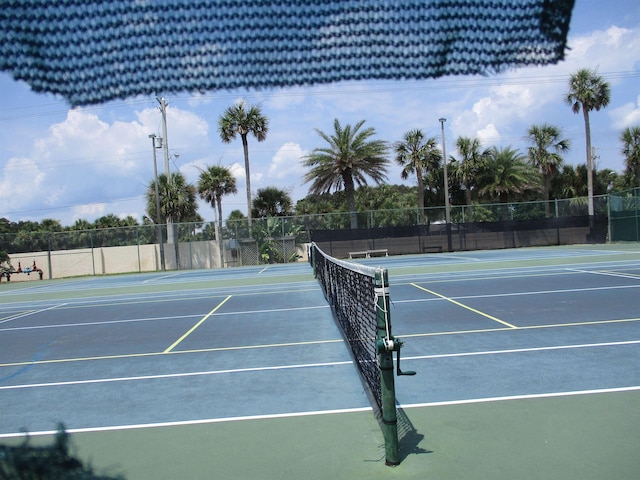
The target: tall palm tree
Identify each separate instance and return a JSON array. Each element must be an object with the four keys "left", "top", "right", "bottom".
[
  {"left": 525, "top": 124, "right": 571, "bottom": 216},
  {"left": 451, "top": 136, "right": 490, "bottom": 222},
  {"left": 393, "top": 129, "right": 441, "bottom": 224},
  {"left": 565, "top": 68, "right": 611, "bottom": 216},
  {"left": 252, "top": 186, "right": 293, "bottom": 218},
  {"left": 479, "top": 146, "right": 539, "bottom": 219},
  {"left": 621, "top": 125, "right": 640, "bottom": 188},
  {"left": 302, "top": 119, "right": 389, "bottom": 229},
  {"left": 218, "top": 100, "right": 269, "bottom": 230}
]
